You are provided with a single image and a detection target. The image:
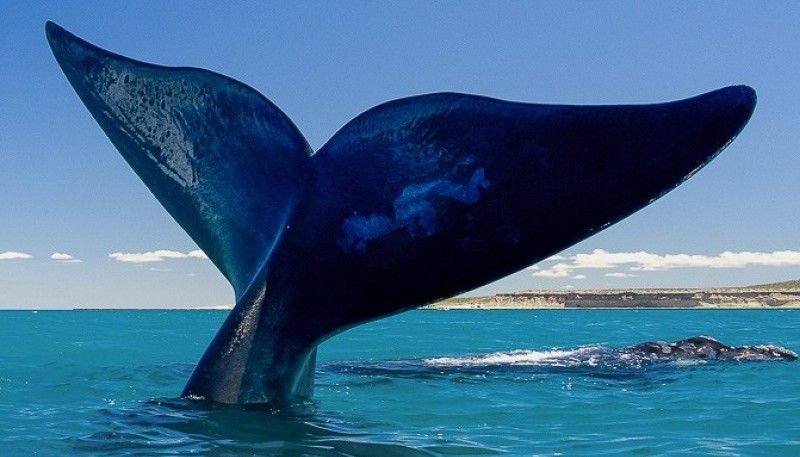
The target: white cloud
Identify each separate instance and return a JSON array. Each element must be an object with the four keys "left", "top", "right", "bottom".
[
  {"left": 50, "top": 252, "right": 82, "bottom": 263},
  {"left": 187, "top": 250, "right": 208, "bottom": 259},
  {"left": 572, "top": 274, "right": 587, "bottom": 280},
  {"left": 528, "top": 255, "right": 565, "bottom": 269},
  {"left": 109, "top": 249, "right": 208, "bottom": 263},
  {"left": 532, "top": 249, "right": 800, "bottom": 278},
  {"left": 0, "top": 251, "right": 32, "bottom": 260},
  {"left": 532, "top": 264, "right": 572, "bottom": 278},
  {"left": 606, "top": 272, "right": 637, "bottom": 278}
]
